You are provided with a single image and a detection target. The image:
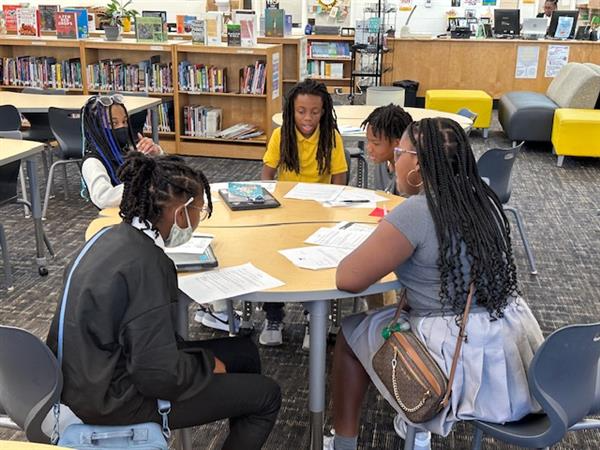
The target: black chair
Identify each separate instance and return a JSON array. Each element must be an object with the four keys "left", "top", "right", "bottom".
[
  {"left": 471, "top": 322, "right": 600, "bottom": 449},
  {"left": 0, "top": 105, "right": 30, "bottom": 215},
  {"left": 0, "top": 160, "right": 20, "bottom": 291},
  {"left": 0, "top": 325, "right": 62, "bottom": 443},
  {"left": 43, "top": 107, "right": 83, "bottom": 219},
  {"left": 476, "top": 143, "right": 537, "bottom": 275}
]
